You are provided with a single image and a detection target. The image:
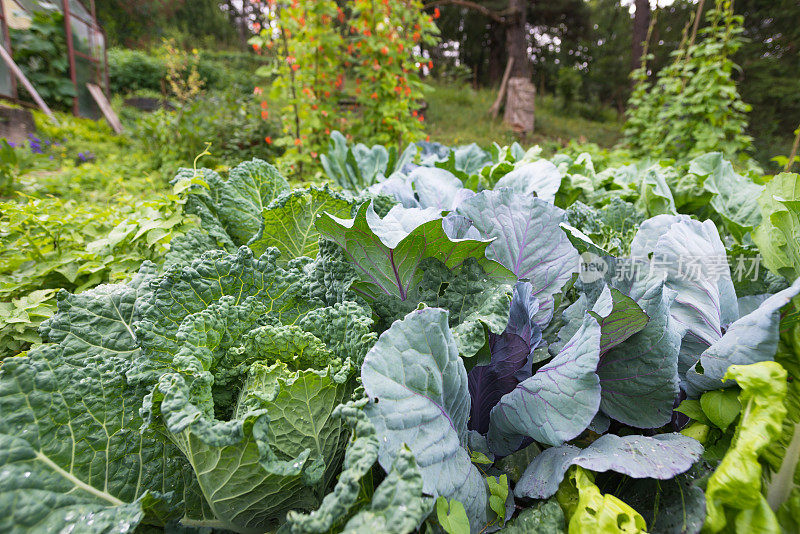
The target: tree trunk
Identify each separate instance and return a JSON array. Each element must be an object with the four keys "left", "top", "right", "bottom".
[
  {"left": 505, "top": 0, "right": 530, "bottom": 79},
  {"left": 631, "top": 0, "right": 650, "bottom": 71},
  {"left": 502, "top": 0, "right": 534, "bottom": 133},
  {"left": 487, "top": 22, "right": 505, "bottom": 85}
]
